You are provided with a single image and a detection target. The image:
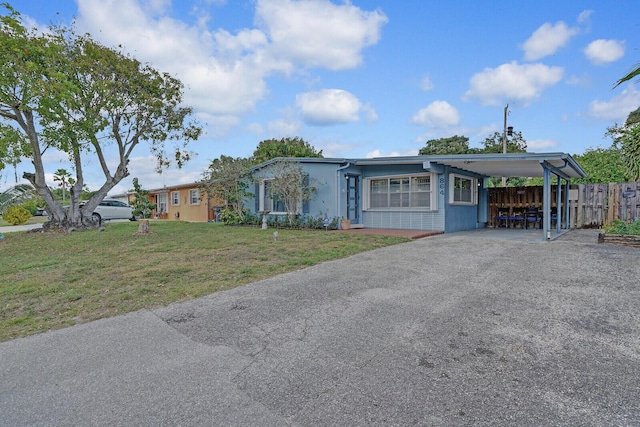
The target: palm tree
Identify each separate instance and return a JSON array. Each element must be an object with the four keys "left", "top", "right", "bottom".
[
  {"left": 612, "top": 65, "right": 640, "bottom": 180},
  {"left": 613, "top": 62, "right": 640, "bottom": 88},
  {"left": 53, "top": 168, "right": 72, "bottom": 204},
  {"left": 0, "top": 184, "right": 34, "bottom": 213}
]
